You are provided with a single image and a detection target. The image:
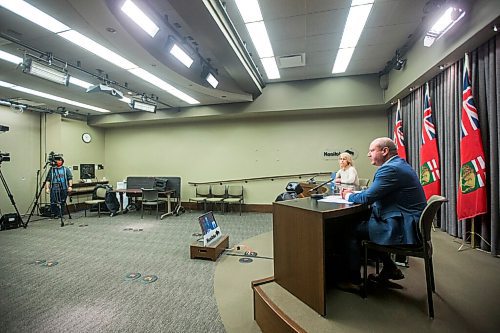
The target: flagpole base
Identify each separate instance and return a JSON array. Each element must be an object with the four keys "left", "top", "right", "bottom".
[{"left": 457, "top": 231, "right": 491, "bottom": 252}]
